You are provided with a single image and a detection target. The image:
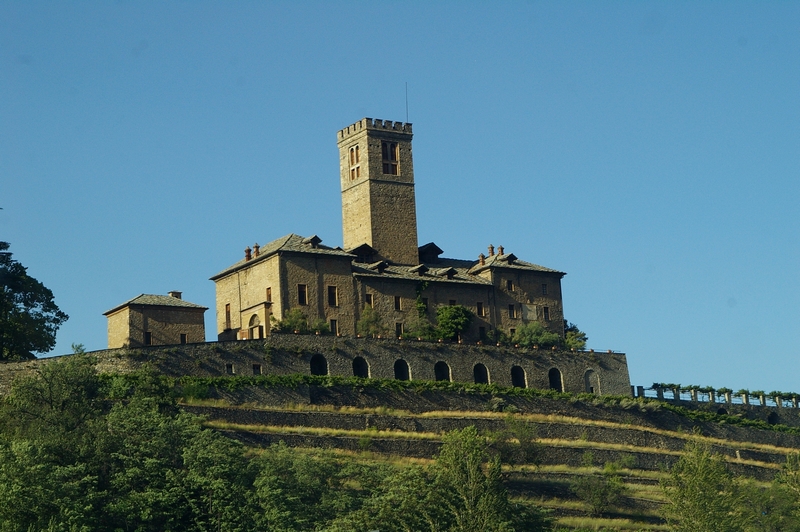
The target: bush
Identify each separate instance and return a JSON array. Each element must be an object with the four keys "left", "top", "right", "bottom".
[
  {"left": 435, "top": 304, "right": 473, "bottom": 341},
  {"left": 513, "top": 322, "right": 560, "bottom": 348},
  {"left": 275, "top": 308, "right": 309, "bottom": 333},
  {"left": 357, "top": 306, "right": 385, "bottom": 337}
]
